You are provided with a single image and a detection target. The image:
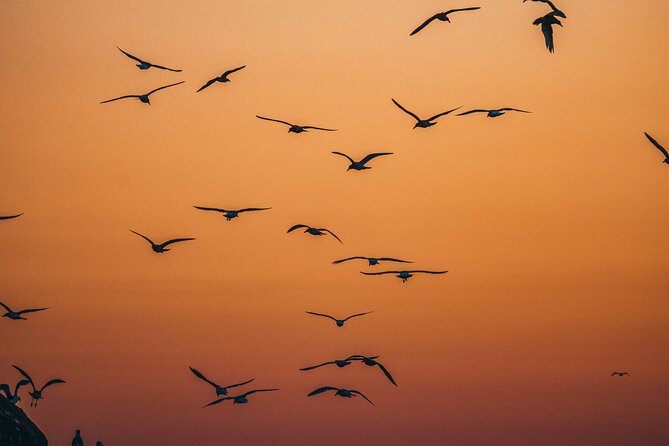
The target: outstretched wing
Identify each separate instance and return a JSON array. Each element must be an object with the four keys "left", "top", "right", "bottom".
[
  {"left": 0, "top": 301, "right": 12, "bottom": 313},
  {"left": 189, "top": 367, "right": 220, "bottom": 389},
  {"left": 645, "top": 132, "right": 669, "bottom": 158},
  {"left": 343, "top": 311, "right": 373, "bottom": 321},
  {"left": 320, "top": 228, "right": 343, "bottom": 243},
  {"left": 545, "top": 1, "right": 566, "bottom": 18},
  {"left": 11, "top": 366, "right": 34, "bottom": 391},
  {"left": 299, "top": 361, "right": 336, "bottom": 371},
  {"left": 146, "top": 81, "right": 185, "bottom": 96},
  {"left": 242, "top": 388, "right": 279, "bottom": 397},
  {"left": 196, "top": 78, "right": 218, "bottom": 93},
  {"left": 256, "top": 115, "right": 293, "bottom": 127},
  {"left": 427, "top": 106, "right": 463, "bottom": 121},
  {"left": 287, "top": 224, "right": 309, "bottom": 233},
  {"left": 351, "top": 390, "right": 375, "bottom": 406},
  {"left": 100, "top": 95, "right": 140, "bottom": 104},
  {"left": 161, "top": 238, "right": 196, "bottom": 248},
  {"left": 410, "top": 270, "right": 448, "bottom": 275},
  {"left": 116, "top": 46, "right": 144, "bottom": 63},
  {"left": 203, "top": 396, "right": 233, "bottom": 407},
  {"left": 0, "top": 213, "right": 23, "bottom": 220},
  {"left": 332, "top": 257, "right": 368, "bottom": 264},
  {"left": 238, "top": 207, "right": 271, "bottom": 213},
  {"left": 540, "top": 22, "right": 555, "bottom": 53},
  {"left": 0, "top": 384, "right": 10, "bottom": 398},
  {"left": 332, "top": 151, "right": 355, "bottom": 164},
  {"left": 307, "top": 387, "right": 338, "bottom": 397},
  {"left": 40, "top": 379, "right": 65, "bottom": 392},
  {"left": 444, "top": 7, "right": 482, "bottom": 16},
  {"left": 302, "top": 126, "right": 337, "bottom": 131},
  {"left": 16, "top": 307, "right": 49, "bottom": 315},
  {"left": 194, "top": 206, "right": 227, "bottom": 213},
  {"left": 305, "top": 311, "right": 337, "bottom": 321},
  {"left": 226, "top": 378, "right": 255, "bottom": 389},
  {"left": 374, "top": 362, "right": 398, "bottom": 386},
  {"left": 410, "top": 13, "right": 440, "bottom": 36},
  {"left": 359, "top": 153, "right": 393, "bottom": 165},
  {"left": 377, "top": 257, "right": 413, "bottom": 263},
  {"left": 391, "top": 98, "right": 421, "bottom": 122},
  {"left": 222, "top": 65, "right": 246, "bottom": 77},
  {"left": 499, "top": 108, "right": 531, "bottom": 113},
  {"left": 360, "top": 271, "right": 399, "bottom": 276},
  {"left": 457, "top": 109, "right": 488, "bottom": 116},
  {"left": 150, "top": 63, "right": 182, "bottom": 72},
  {"left": 130, "top": 230, "right": 155, "bottom": 246}
]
